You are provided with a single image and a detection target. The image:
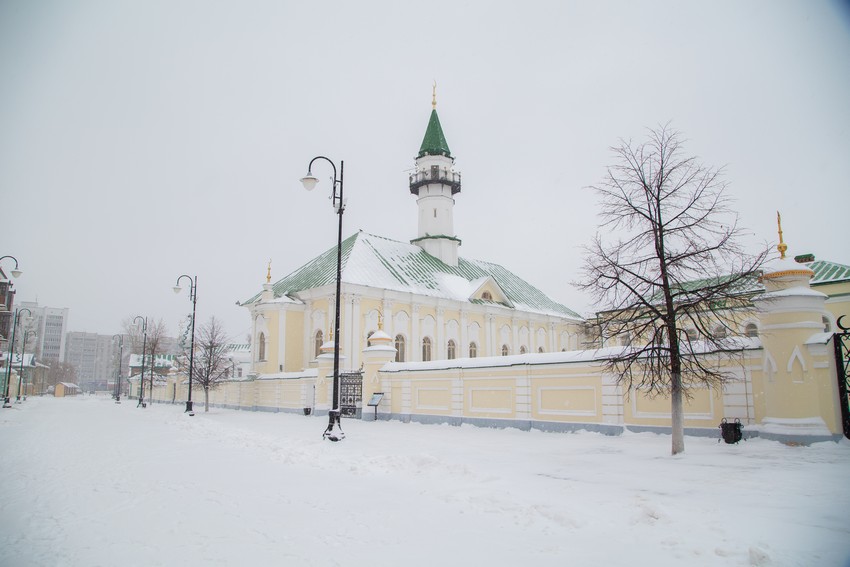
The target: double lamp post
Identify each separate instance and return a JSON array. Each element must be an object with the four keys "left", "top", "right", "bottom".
[{"left": 300, "top": 156, "right": 346, "bottom": 442}]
